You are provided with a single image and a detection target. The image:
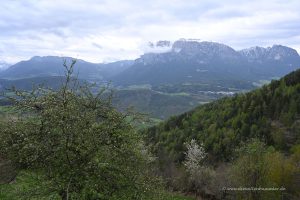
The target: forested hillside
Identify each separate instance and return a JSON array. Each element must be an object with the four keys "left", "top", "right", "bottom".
[
  {"left": 146, "top": 69, "right": 300, "bottom": 161},
  {"left": 144, "top": 69, "right": 300, "bottom": 199}
]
